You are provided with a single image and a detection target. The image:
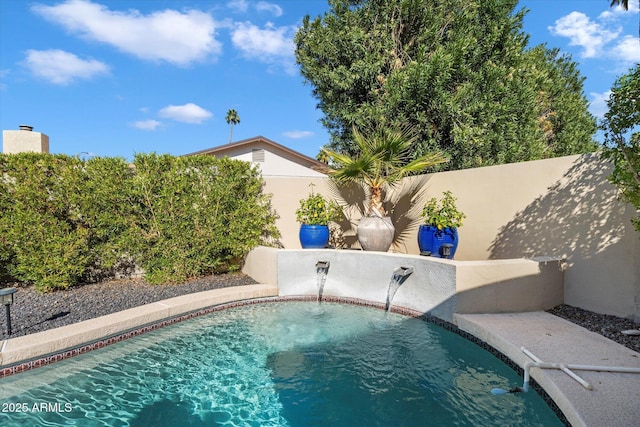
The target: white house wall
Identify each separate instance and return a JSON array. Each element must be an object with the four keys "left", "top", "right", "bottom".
[
  {"left": 258, "top": 149, "right": 325, "bottom": 177},
  {"left": 208, "top": 142, "right": 325, "bottom": 177}
]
